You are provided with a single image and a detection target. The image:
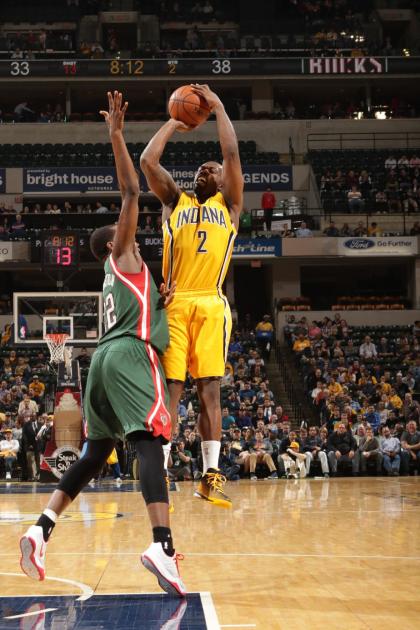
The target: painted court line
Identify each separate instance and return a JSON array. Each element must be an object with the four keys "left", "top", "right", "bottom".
[
  {"left": 220, "top": 625, "right": 257, "bottom": 628},
  {"left": 200, "top": 591, "right": 221, "bottom": 630},
  {"left": 0, "top": 571, "right": 94, "bottom": 601},
  {"left": 188, "top": 552, "right": 420, "bottom": 561},
  {"left": 4, "top": 608, "right": 58, "bottom": 620},
  {"left": 0, "top": 550, "right": 417, "bottom": 561},
  {"left": 237, "top": 509, "right": 420, "bottom": 514}
]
